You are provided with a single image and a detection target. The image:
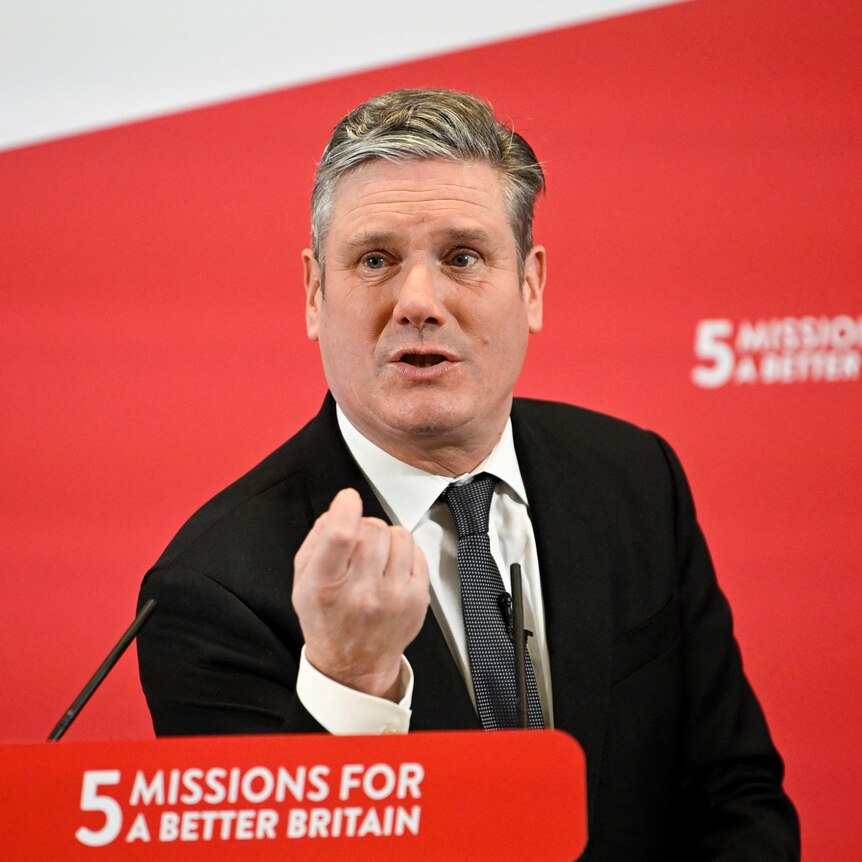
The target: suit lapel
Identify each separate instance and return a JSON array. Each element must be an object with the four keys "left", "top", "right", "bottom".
[
  {"left": 512, "top": 401, "right": 612, "bottom": 818},
  {"left": 299, "top": 394, "right": 480, "bottom": 731}
]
